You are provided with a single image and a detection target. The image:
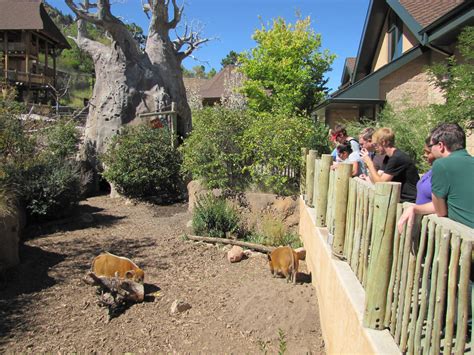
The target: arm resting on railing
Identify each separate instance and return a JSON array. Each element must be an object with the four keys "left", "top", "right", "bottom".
[
  {"left": 432, "top": 194, "right": 448, "bottom": 217},
  {"left": 397, "top": 202, "right": 436, "bottom": 233}
]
